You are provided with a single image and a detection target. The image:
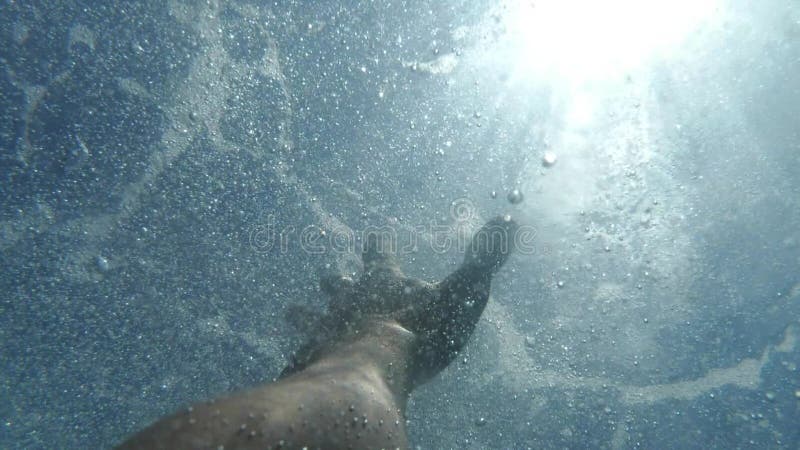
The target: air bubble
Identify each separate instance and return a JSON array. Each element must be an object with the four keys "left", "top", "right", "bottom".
[
  {"left": 96, "top": 255, "right": 110, "bottom": 272},
  {"left": 507, "top": 189, "right": 524, "bottom": 204},
  {"left": 542, "top": 151, "right": 557, "bottom": 167}
]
